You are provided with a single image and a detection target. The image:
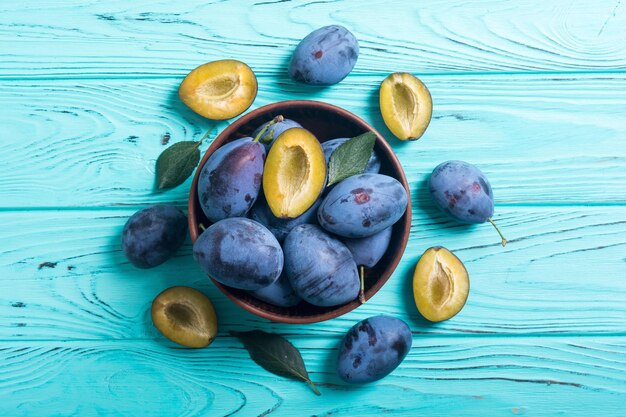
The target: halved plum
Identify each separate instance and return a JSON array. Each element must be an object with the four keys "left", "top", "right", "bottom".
[
  {"left": 413, "top": 247, "right": 469, "bottom": 322},
  {"left": 179, "top": 59, "right": 257, "bottom": 120},
  {"left": 151, "top": 286, "right": 218, "bottom": 348},
  {"left": 379, "top": 72, "right": 432, "bottom": 141},
  {"left": 263, "top": 128, "right": 326, "bottom": 218}
]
